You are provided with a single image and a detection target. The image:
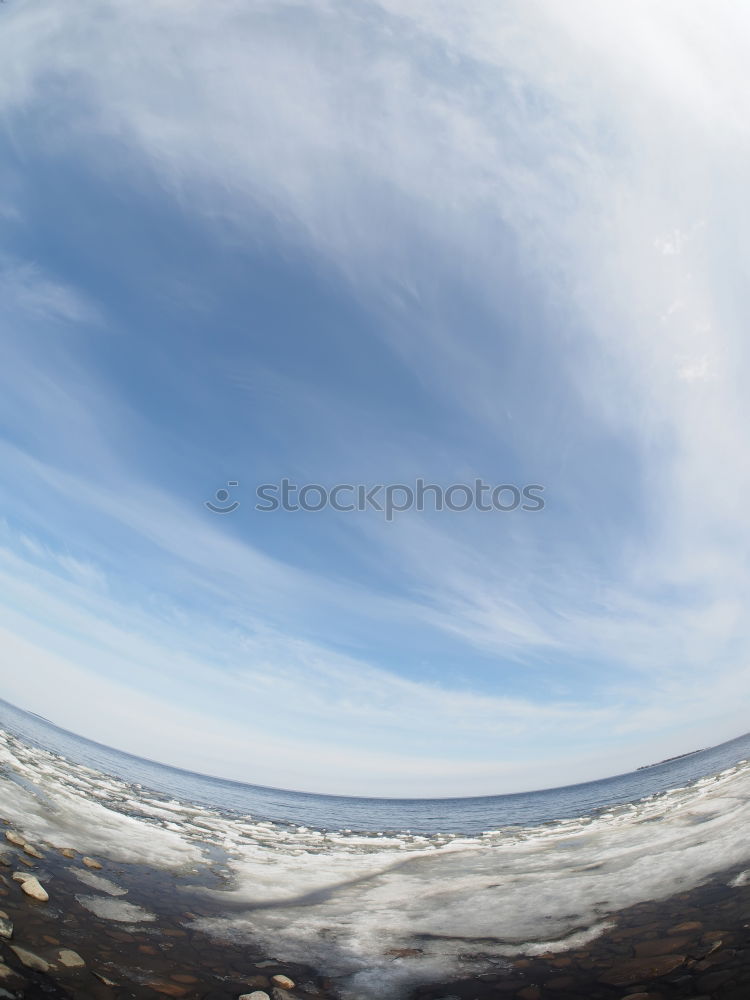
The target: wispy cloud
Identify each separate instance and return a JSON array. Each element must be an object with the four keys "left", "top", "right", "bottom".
[{"left": 0, "top": 0, "right": 748, "bottom": 793}]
